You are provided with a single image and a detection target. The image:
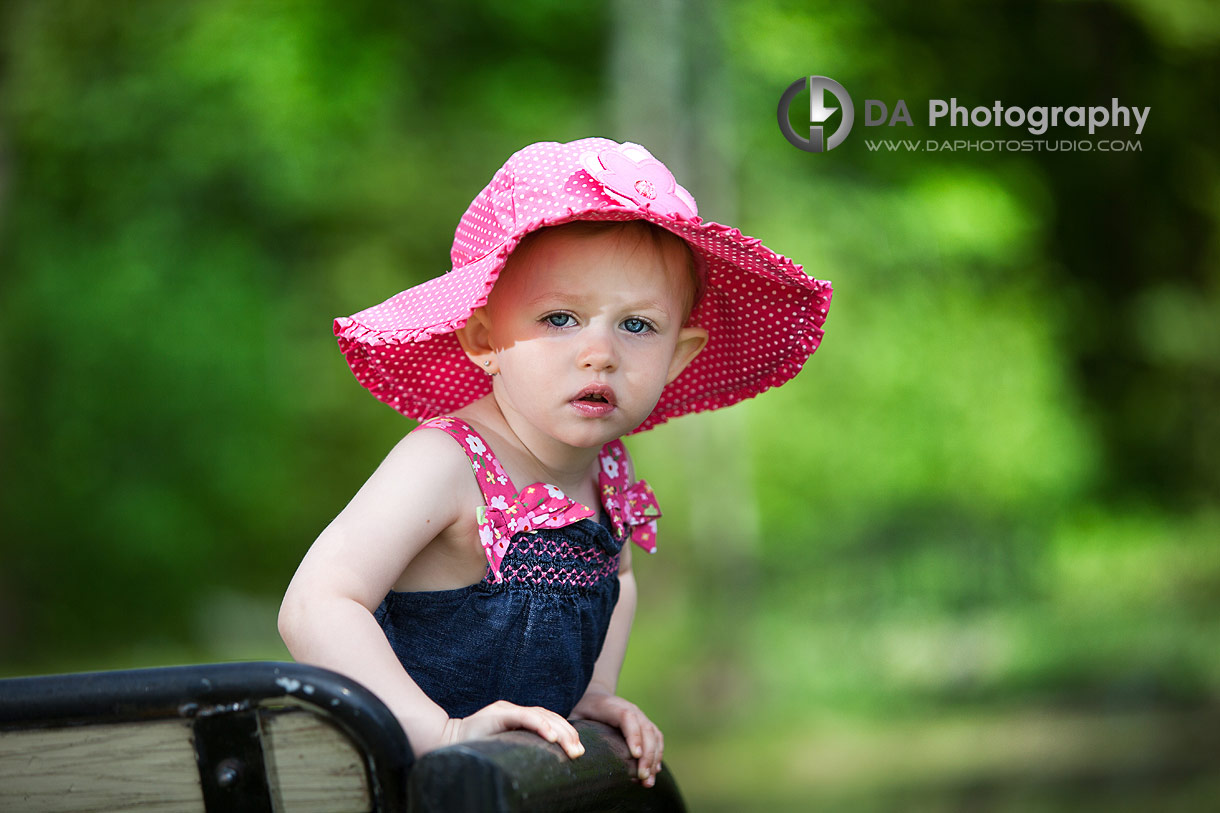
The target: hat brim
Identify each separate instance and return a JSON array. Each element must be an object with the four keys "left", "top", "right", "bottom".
[{"left": 335, "top": 205, "right": 832, "bottom": 433}]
